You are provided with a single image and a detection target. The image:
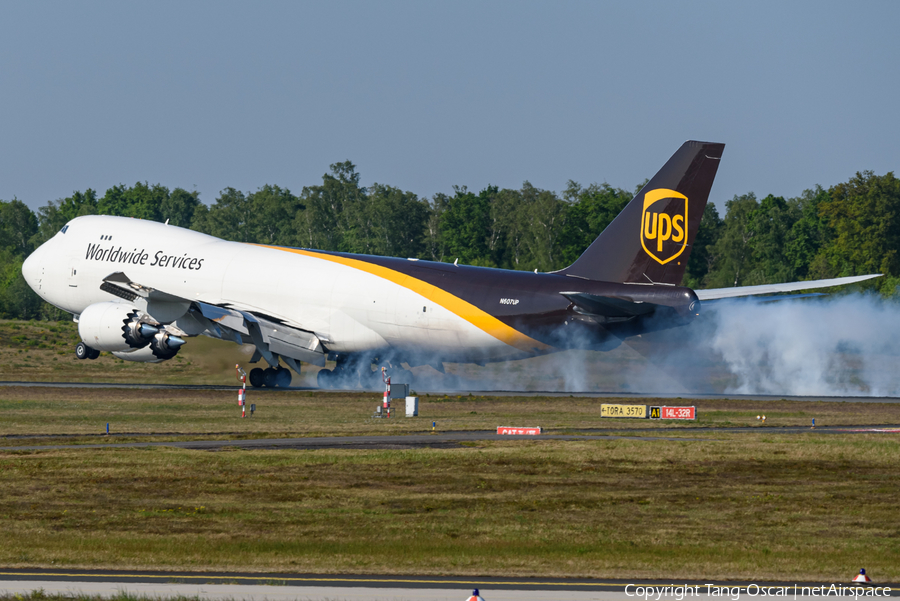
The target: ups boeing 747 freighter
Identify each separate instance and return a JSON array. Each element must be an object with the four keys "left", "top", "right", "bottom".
[{"left": 21, "top": 141, "right": 878, "bottom": 388}]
